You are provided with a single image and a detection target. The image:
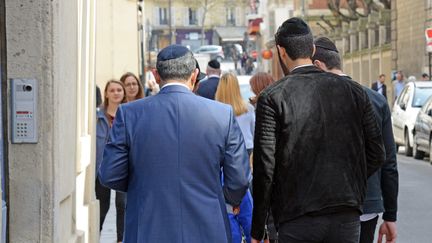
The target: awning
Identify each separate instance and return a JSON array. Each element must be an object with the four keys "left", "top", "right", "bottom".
[
  {"left": 248, "top": 18, "right": 263, "bottom": 35},
  {"left": 215, "top": 27, "right": 247, "bottom": 42}
]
